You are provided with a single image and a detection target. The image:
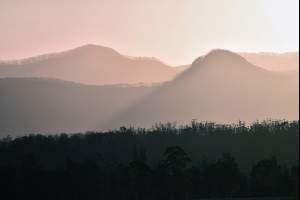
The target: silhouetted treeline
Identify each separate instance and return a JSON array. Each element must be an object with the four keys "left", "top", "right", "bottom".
[{"left": 0, "top": 120, "right": 298, "bottom": 199}]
